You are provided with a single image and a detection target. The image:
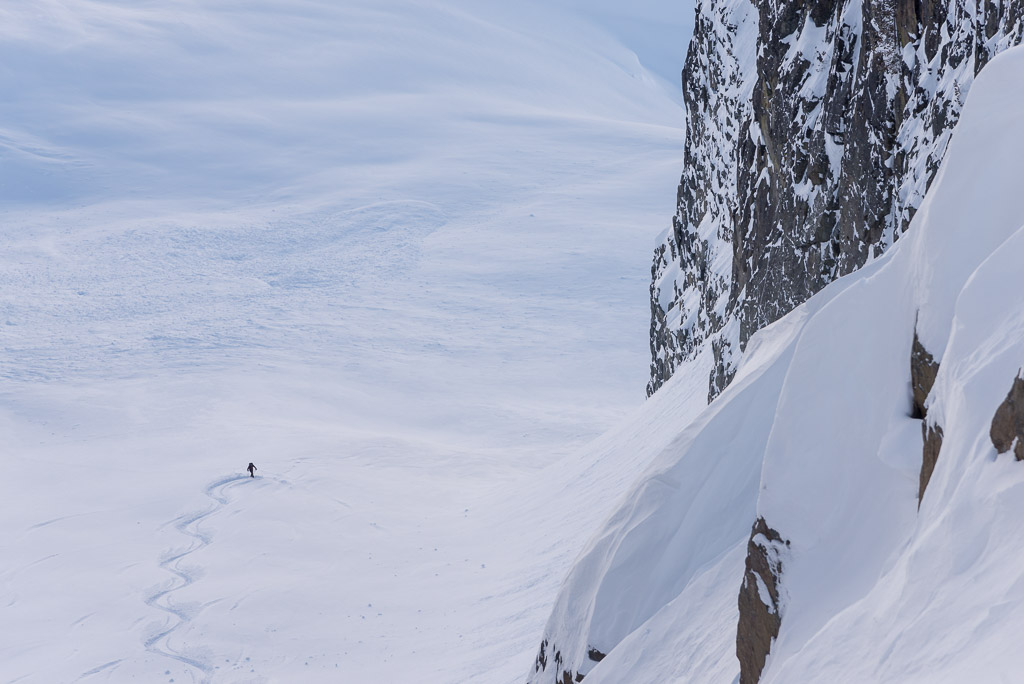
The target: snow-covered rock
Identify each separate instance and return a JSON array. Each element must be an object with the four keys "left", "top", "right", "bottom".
[
  {"left": 990, "top": 374, "right": 1024, "bottom": 461},
  {"left": 533, "top": 43, "right": 1024, "bottom": 684},
  {"left": 649, "top": 0, "right": 1024, "bottom": 401}
]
